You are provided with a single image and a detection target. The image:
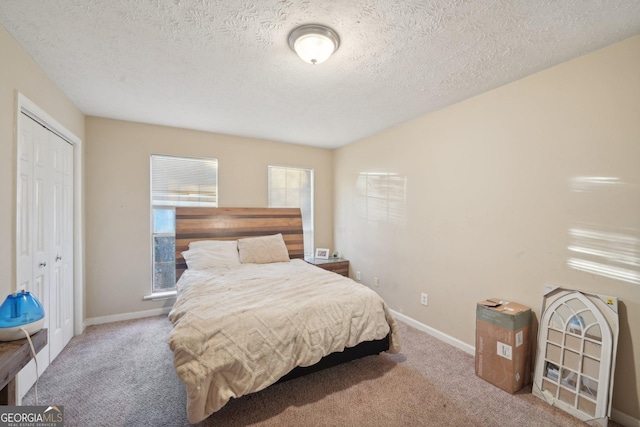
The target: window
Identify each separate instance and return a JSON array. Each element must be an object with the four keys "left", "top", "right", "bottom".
[
  {"left": 268, "top": 166, "right": 313, "bottom": 257},
  {"left": 150, "top": 155, "right": 218, "bottom": 292}
]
